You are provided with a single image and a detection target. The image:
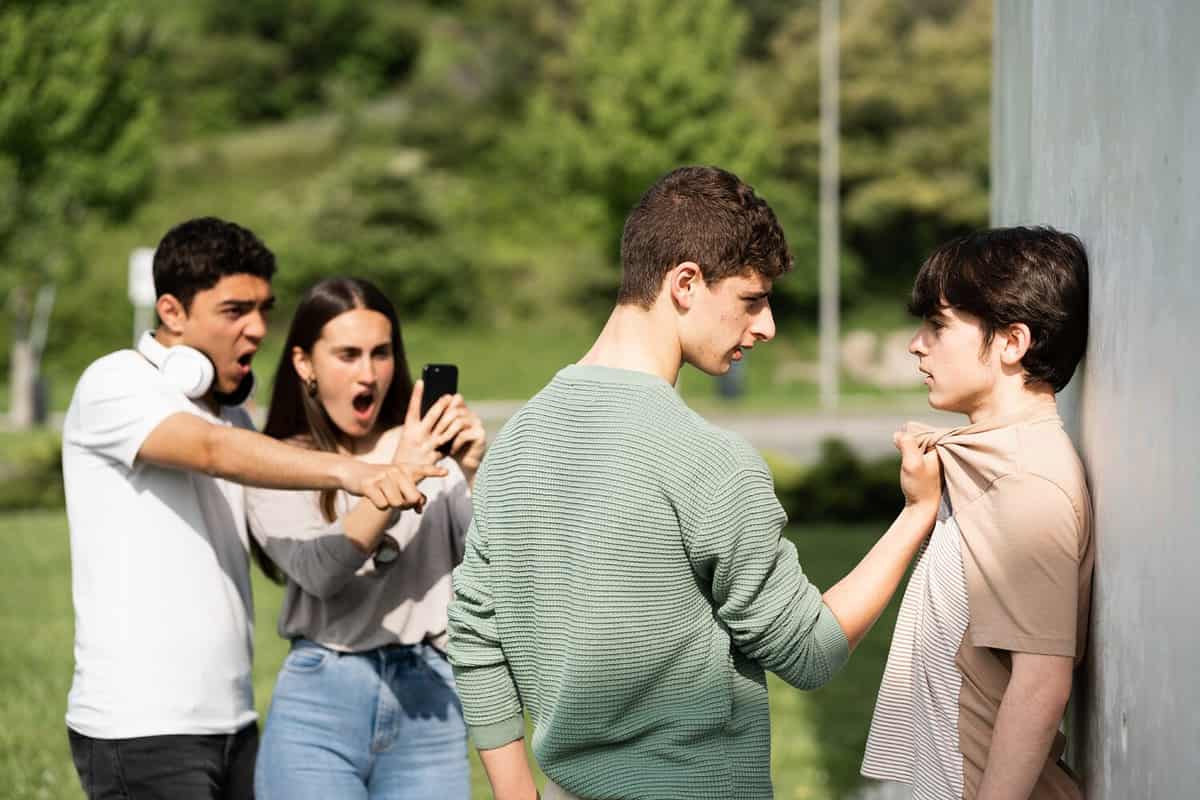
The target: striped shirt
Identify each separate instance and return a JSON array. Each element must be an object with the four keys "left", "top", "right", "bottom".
[{"left": 863, "top": 493, "right": 970, "bottom": 799}]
